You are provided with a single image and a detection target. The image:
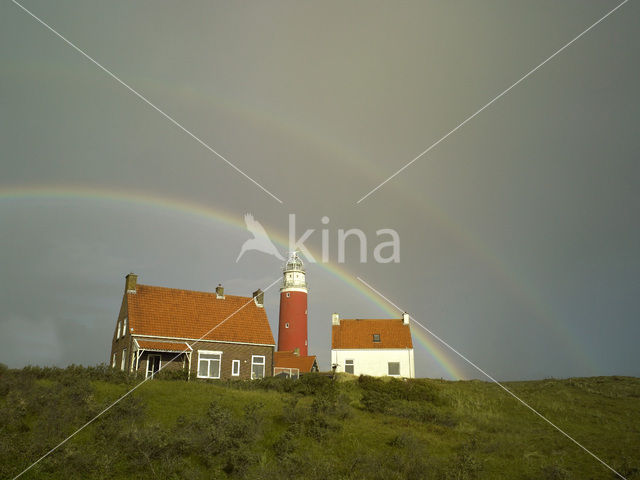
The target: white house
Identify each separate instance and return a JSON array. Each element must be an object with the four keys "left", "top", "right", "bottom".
[{"left": 330, "top": 313, "right": 415, "bottom": 378}]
